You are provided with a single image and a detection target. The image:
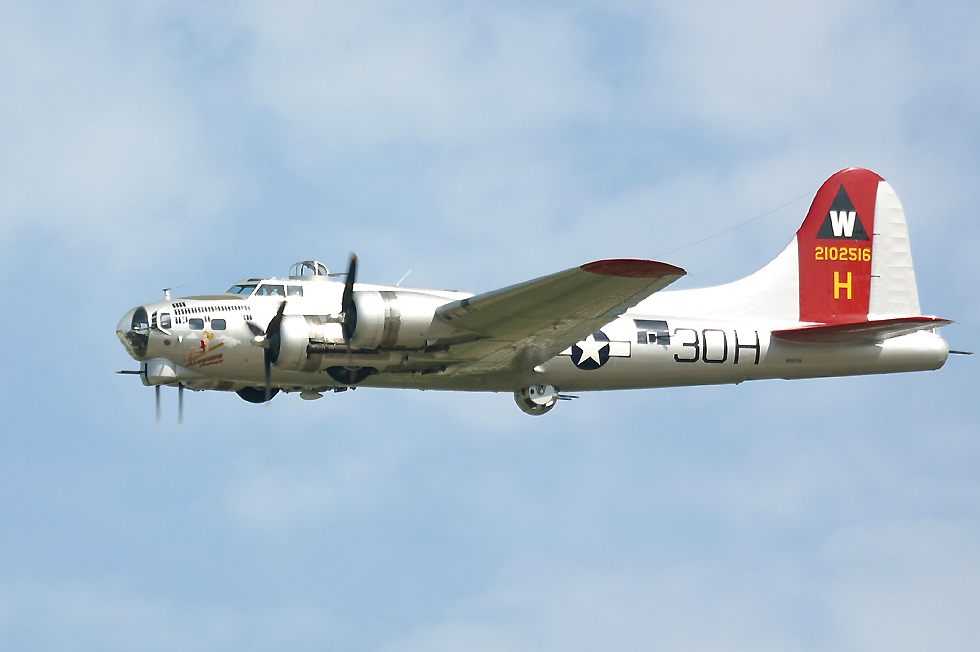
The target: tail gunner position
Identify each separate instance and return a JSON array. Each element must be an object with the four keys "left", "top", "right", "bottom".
[{"left": 117, "top": 168, "right": 955, "bottom": 417}]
